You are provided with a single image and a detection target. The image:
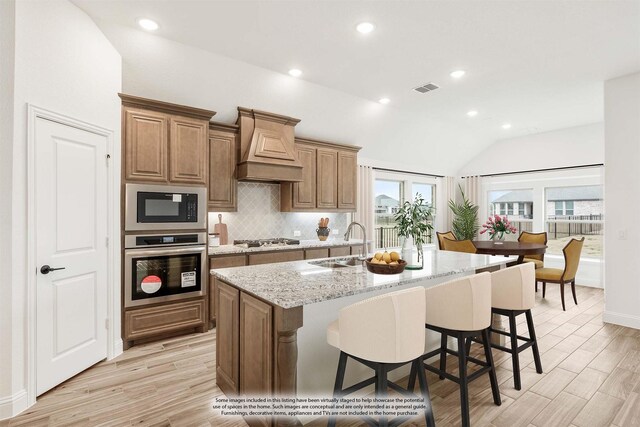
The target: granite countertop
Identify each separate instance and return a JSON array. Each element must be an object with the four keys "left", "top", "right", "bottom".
[
  {"left": 211, "top": 249, "right": 517, "bottom": 308},
  {"left": 208, "top": 239, "right": 368, "bottom": 256}
]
